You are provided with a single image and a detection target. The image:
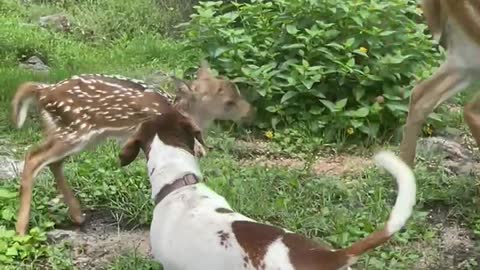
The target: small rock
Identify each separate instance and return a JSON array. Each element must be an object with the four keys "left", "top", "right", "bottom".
[
  {"left": 47, "top": 229, "right": 79, "bottom": 242},
  {"left": 417, "top": 136, "right": 480, "bottom": 176},
  {"left": 0, "top": 156, "right": 23, "bottom": 180},
  {"left": 38, "top": 13, "right": 71, "bottom": 33},
  {"left": 19, "top": 56, "right": 50, "bottom": 73},
  {"left": 417, "top": 137, "right": 472, "bottom": 161}
]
